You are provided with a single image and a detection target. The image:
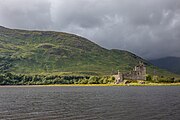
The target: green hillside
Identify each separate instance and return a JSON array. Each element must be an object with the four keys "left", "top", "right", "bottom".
[{"left": 0, "top": 26, "right": 176, "bottom": 77}]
